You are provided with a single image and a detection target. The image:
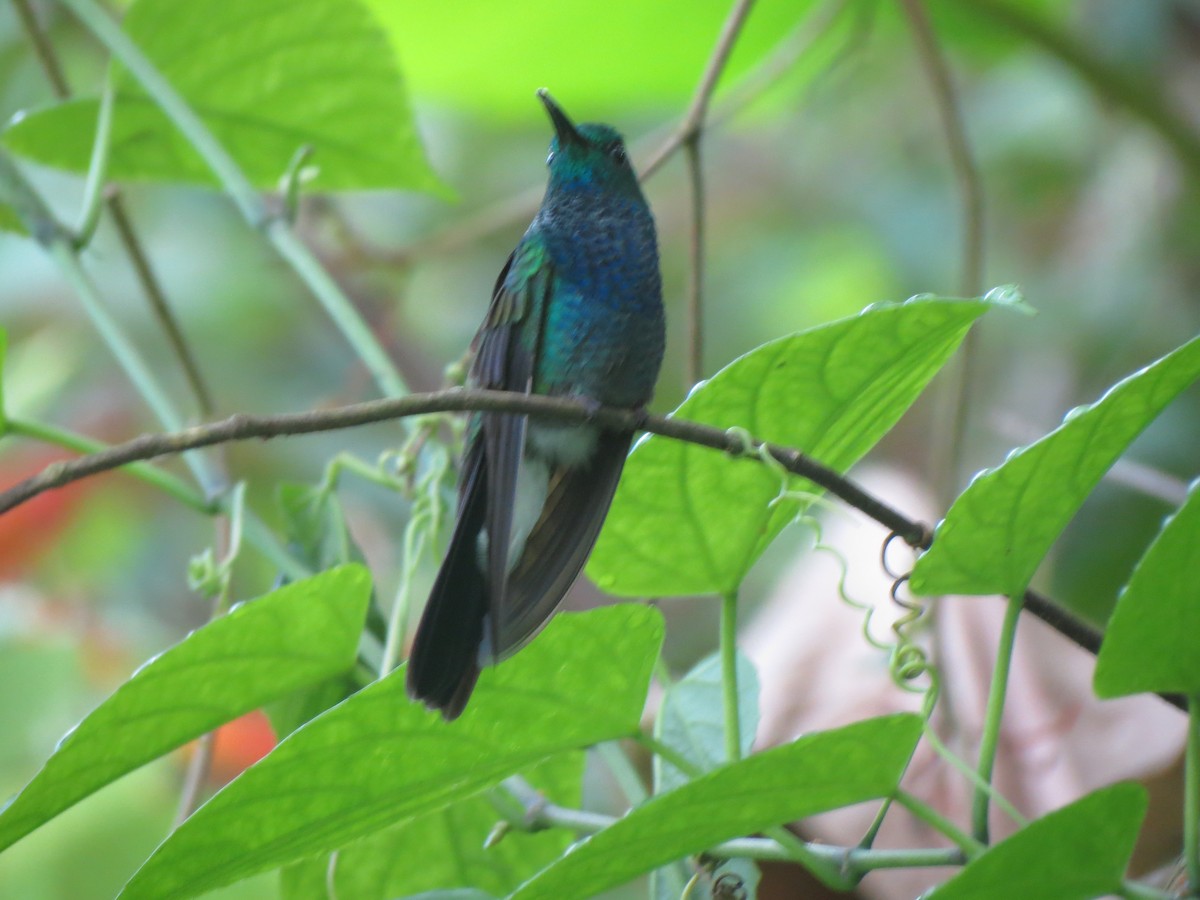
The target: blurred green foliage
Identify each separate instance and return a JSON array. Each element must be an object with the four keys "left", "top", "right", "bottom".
[{"left": 0, "top": 0, "right": 1198, "bottom": 896}]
